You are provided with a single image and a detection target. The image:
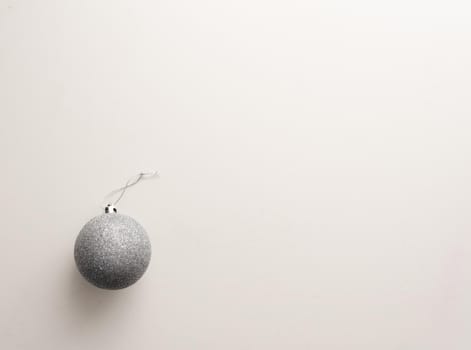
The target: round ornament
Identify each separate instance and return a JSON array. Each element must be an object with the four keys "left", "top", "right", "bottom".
[{"left": 74, "top": 172, "right": 157, "bottom": 290}]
